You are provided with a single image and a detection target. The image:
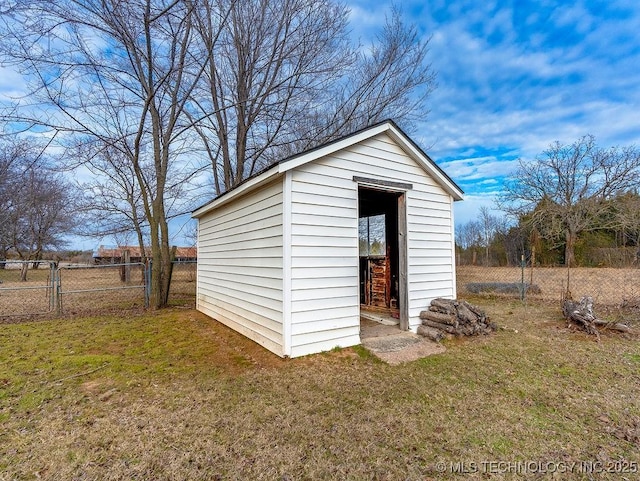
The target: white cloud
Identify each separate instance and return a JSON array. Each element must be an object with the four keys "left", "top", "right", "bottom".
[
  {"left": 0, "top": 66, "right": 28, "bottom": 99},
  {"left": 396, "top": 0, "right": 640, "bottom": 225},
  {"left": 439, "top": 156, "right": 518, "bottom": 181},
  {"left": 3, "top": 0, "right": 639, "bottom": 247},
  {"left": 550, "top": 2, "right": 595, "bottom": 34},
  {"left": 454, "top": 193, "right": 501, "bottom": 226}
]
